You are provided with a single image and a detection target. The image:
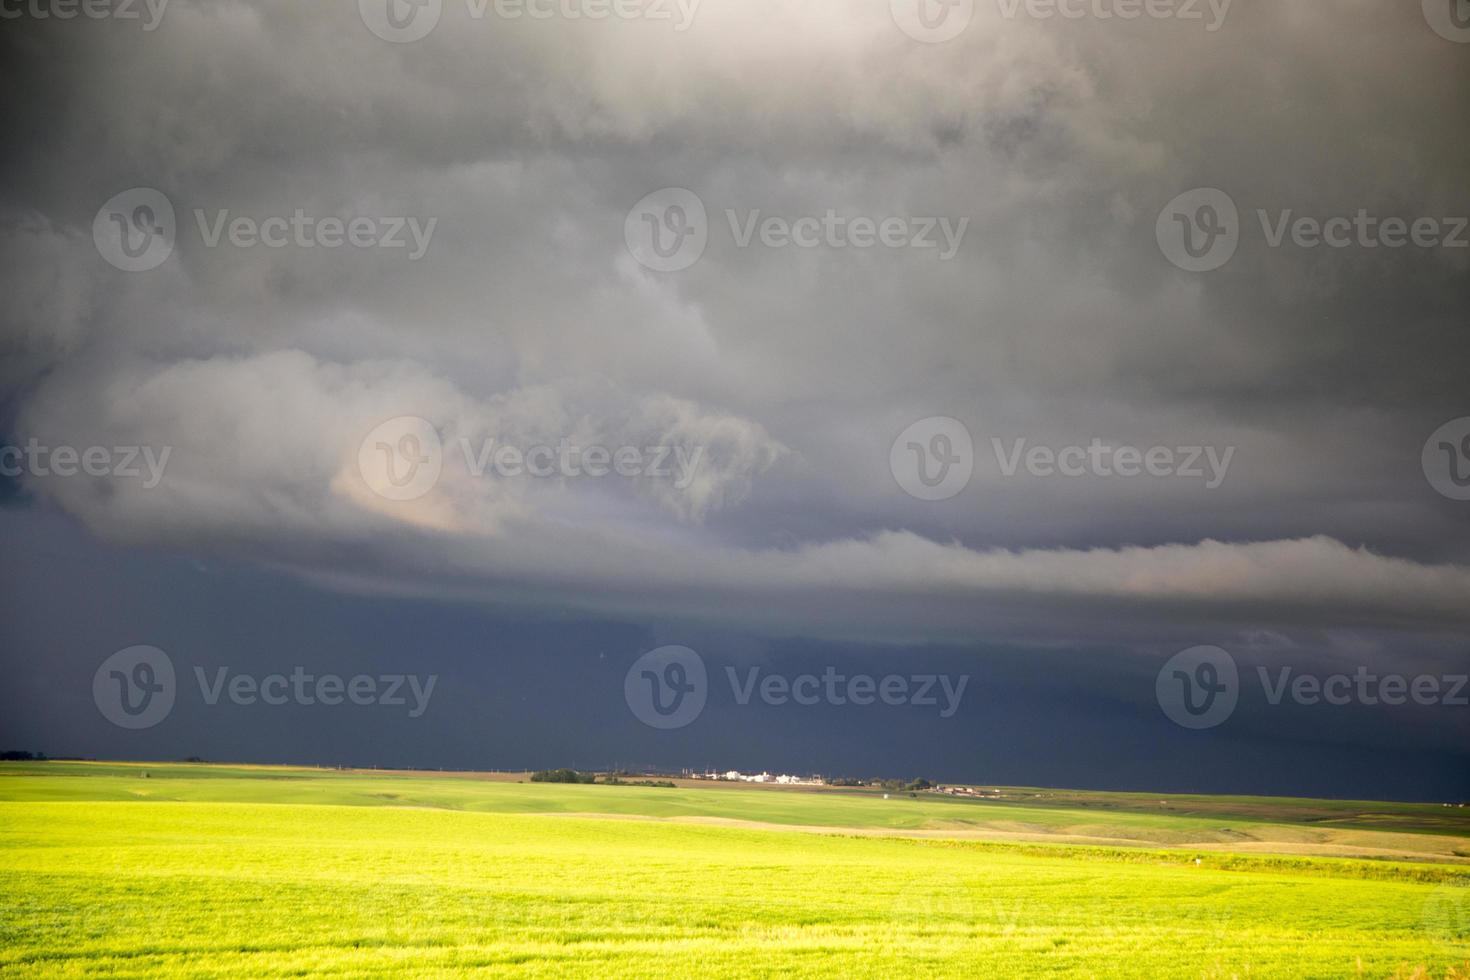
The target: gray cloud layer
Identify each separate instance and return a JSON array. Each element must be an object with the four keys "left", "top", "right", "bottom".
[{"left": 2, "top": 0, "right": 1467, "bottom": 648}]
